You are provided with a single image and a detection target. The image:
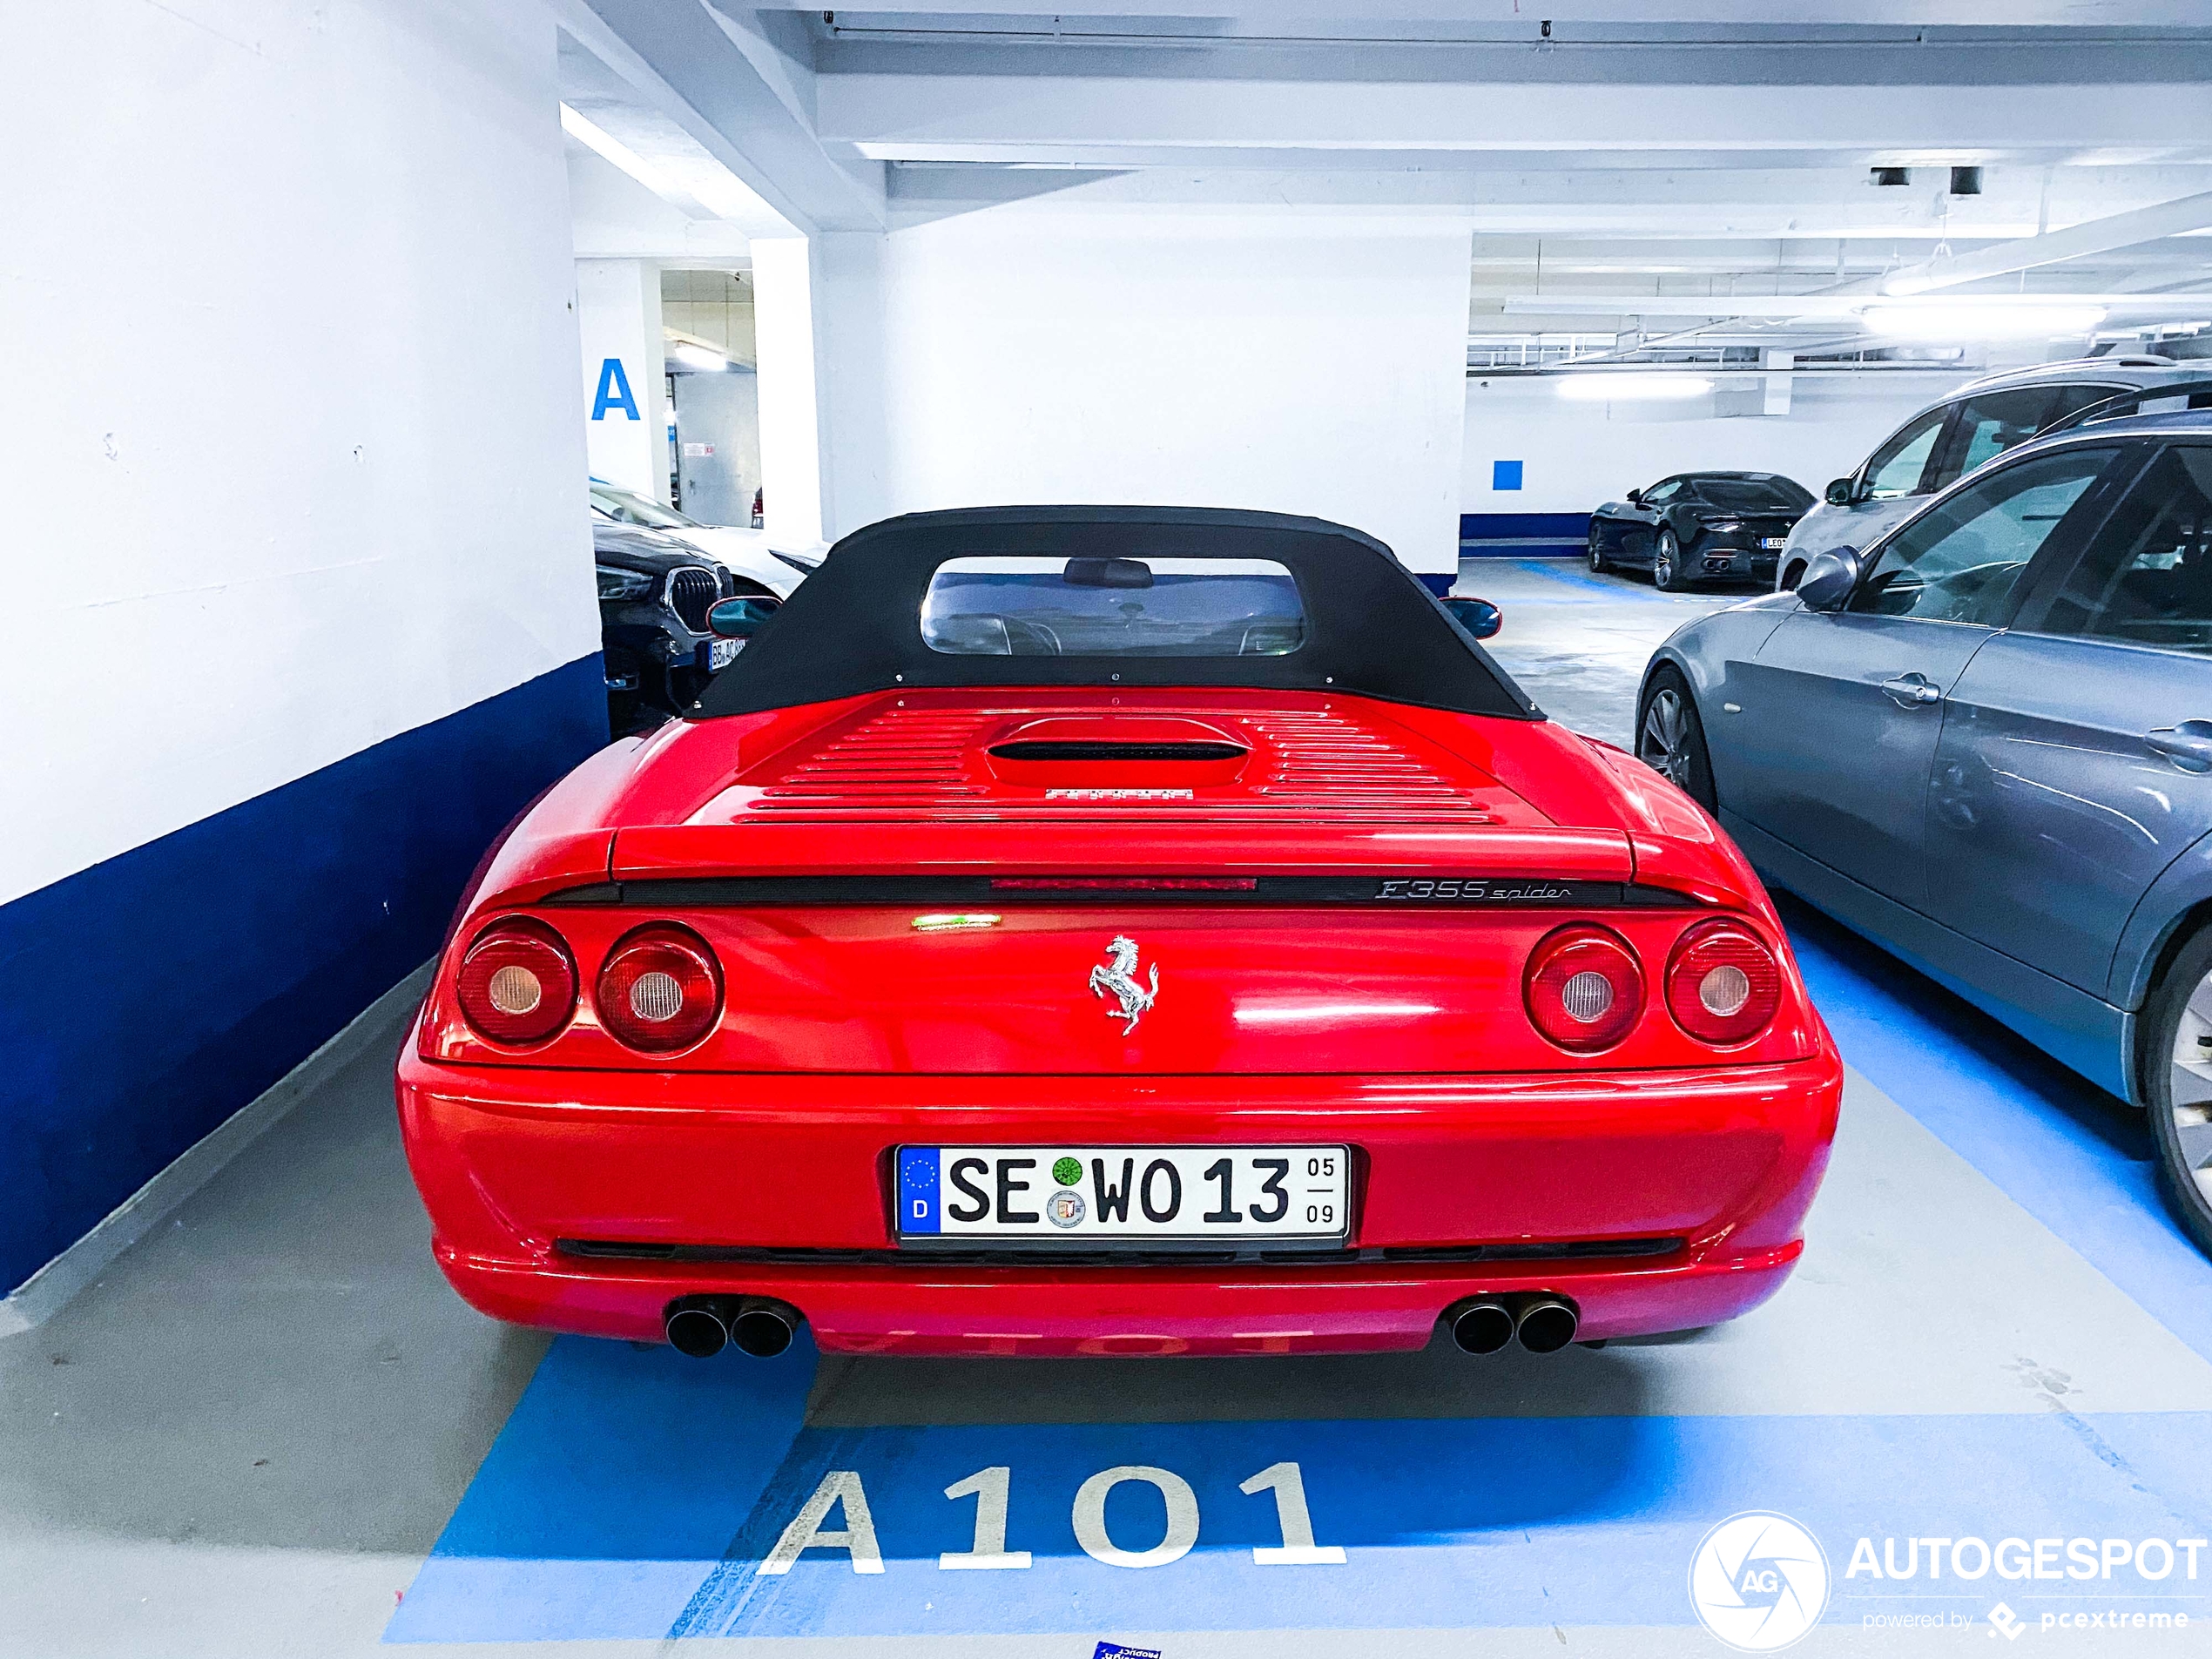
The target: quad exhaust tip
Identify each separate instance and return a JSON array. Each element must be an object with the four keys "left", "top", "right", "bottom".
[
  {"left": 1448, "top": 1293, "right": 1580, "bottom": 1355},
  {"left": 1449, "top": 1298, "right": 1515, "bottom": 1356},
  {"left": 664, "top": 1296, "right": 801, "bottom": 1359}
]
